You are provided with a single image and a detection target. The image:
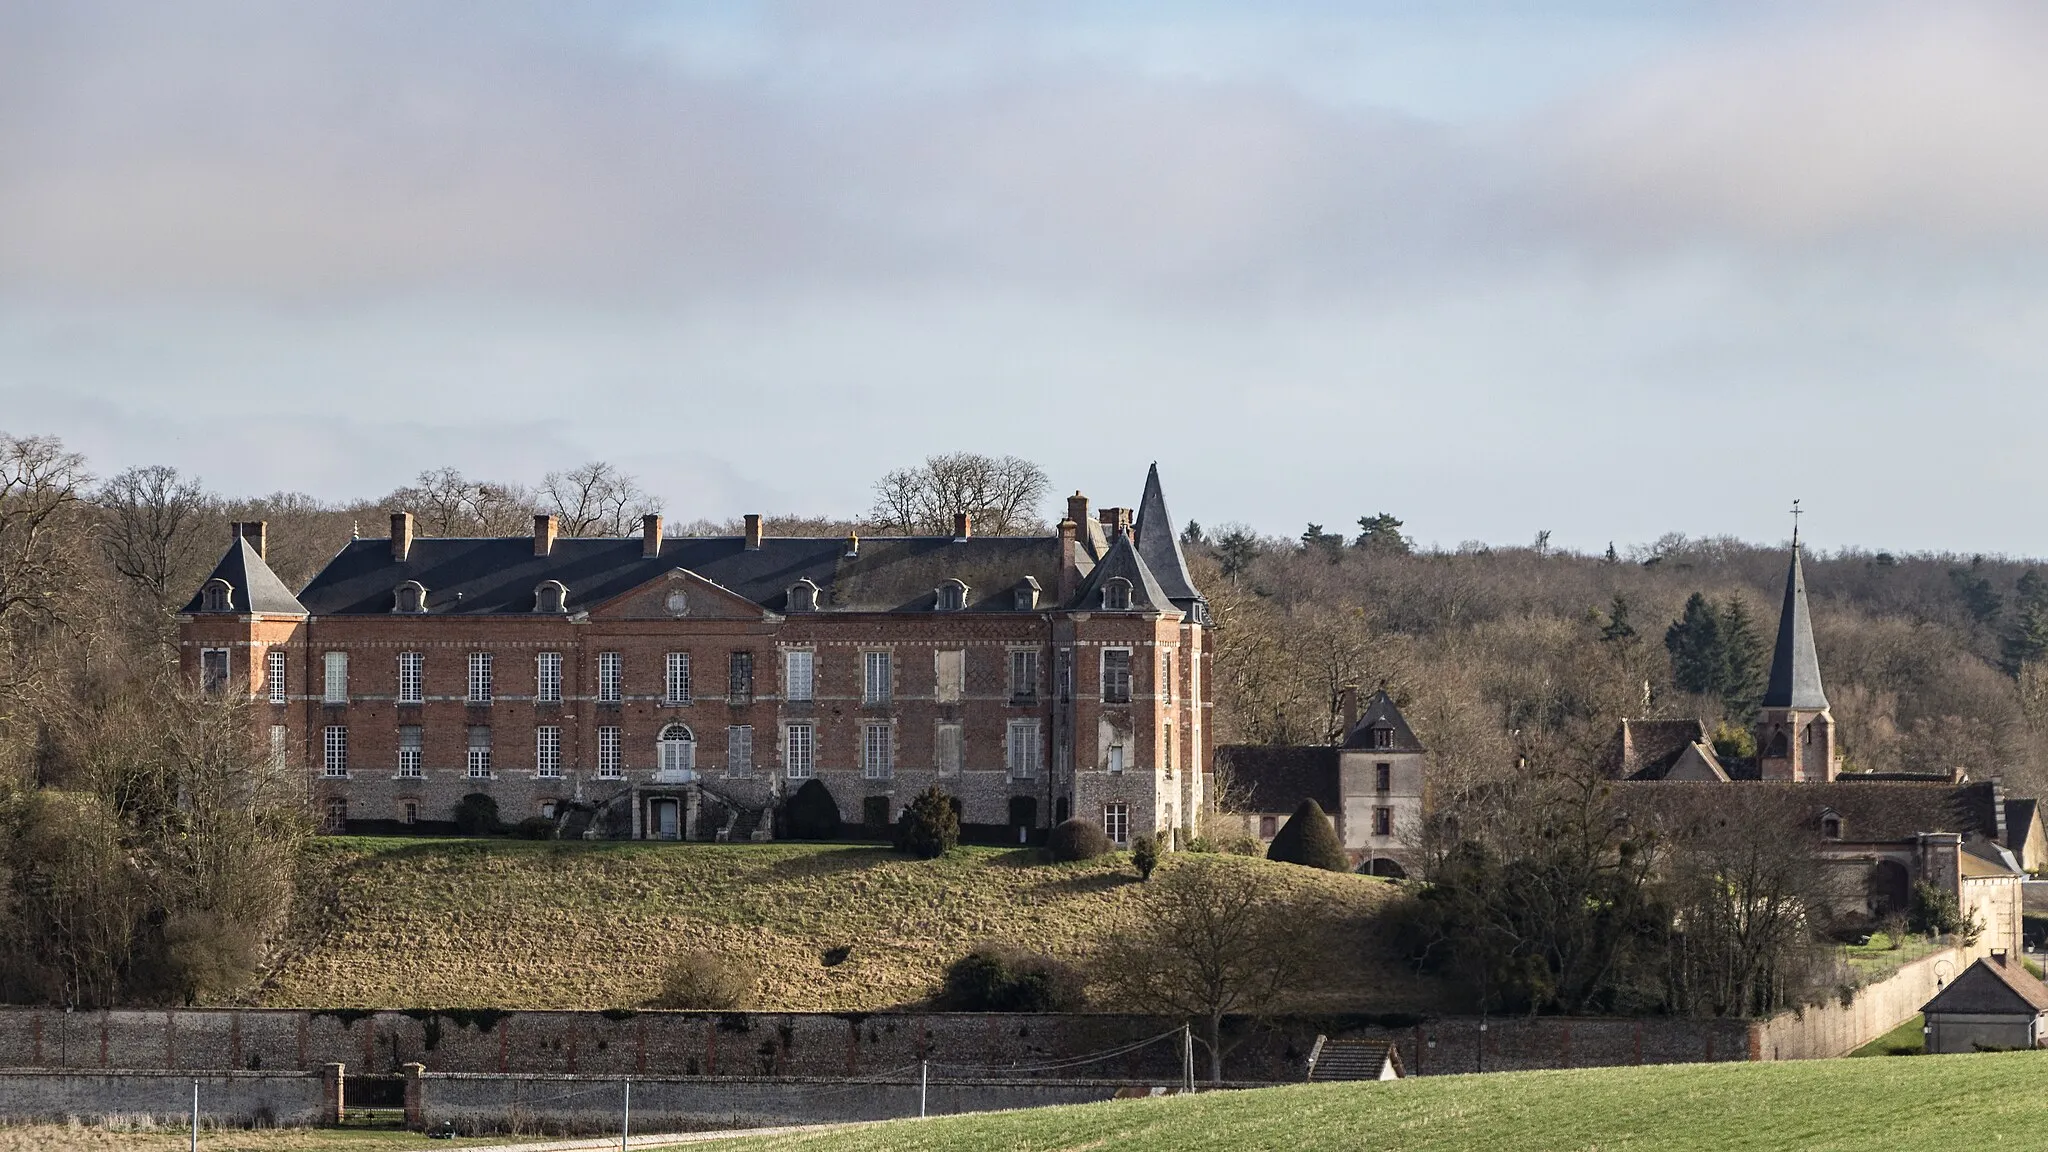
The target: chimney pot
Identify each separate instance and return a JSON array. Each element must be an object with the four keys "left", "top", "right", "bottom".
[
  {"left": 533, "top": 514, "right": 557, "bottom": 557},
  {"left": 642, "top": 514, "right": 663, "bottom": 558},
  {"left": 744, "top": 514, "right": 763, "bottom": 551},
  {"left": 390, "top": 512, "right": 415, "bottom": 563},
  {"left": 1067, "top": 491, "right": 1090, "bottom": 530},
  {"left": 953, "top": 512, "right": 971, "bottom": 540},
  {"left": 845, "top": 531, "right": 860, "bottom": 558}
]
